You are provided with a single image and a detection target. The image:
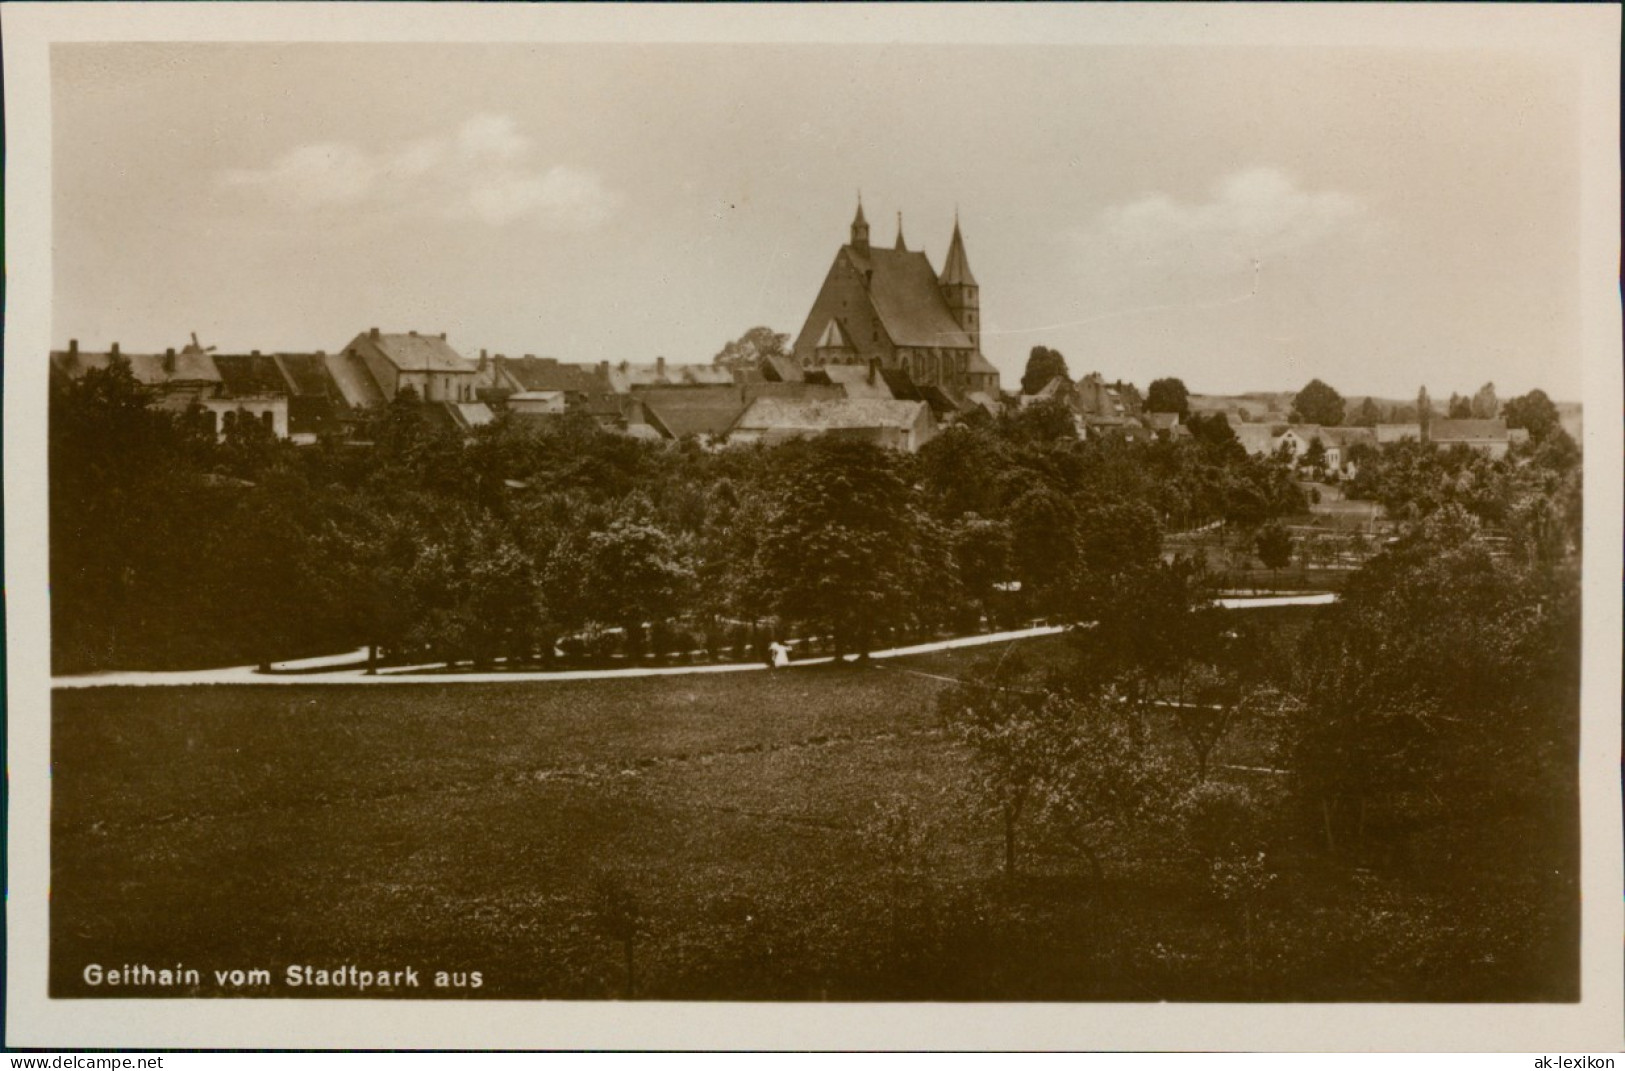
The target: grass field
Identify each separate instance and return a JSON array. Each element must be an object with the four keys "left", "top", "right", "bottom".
[{"left": 51, "top": 632, "right": 1576, "bottom": 1002}]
